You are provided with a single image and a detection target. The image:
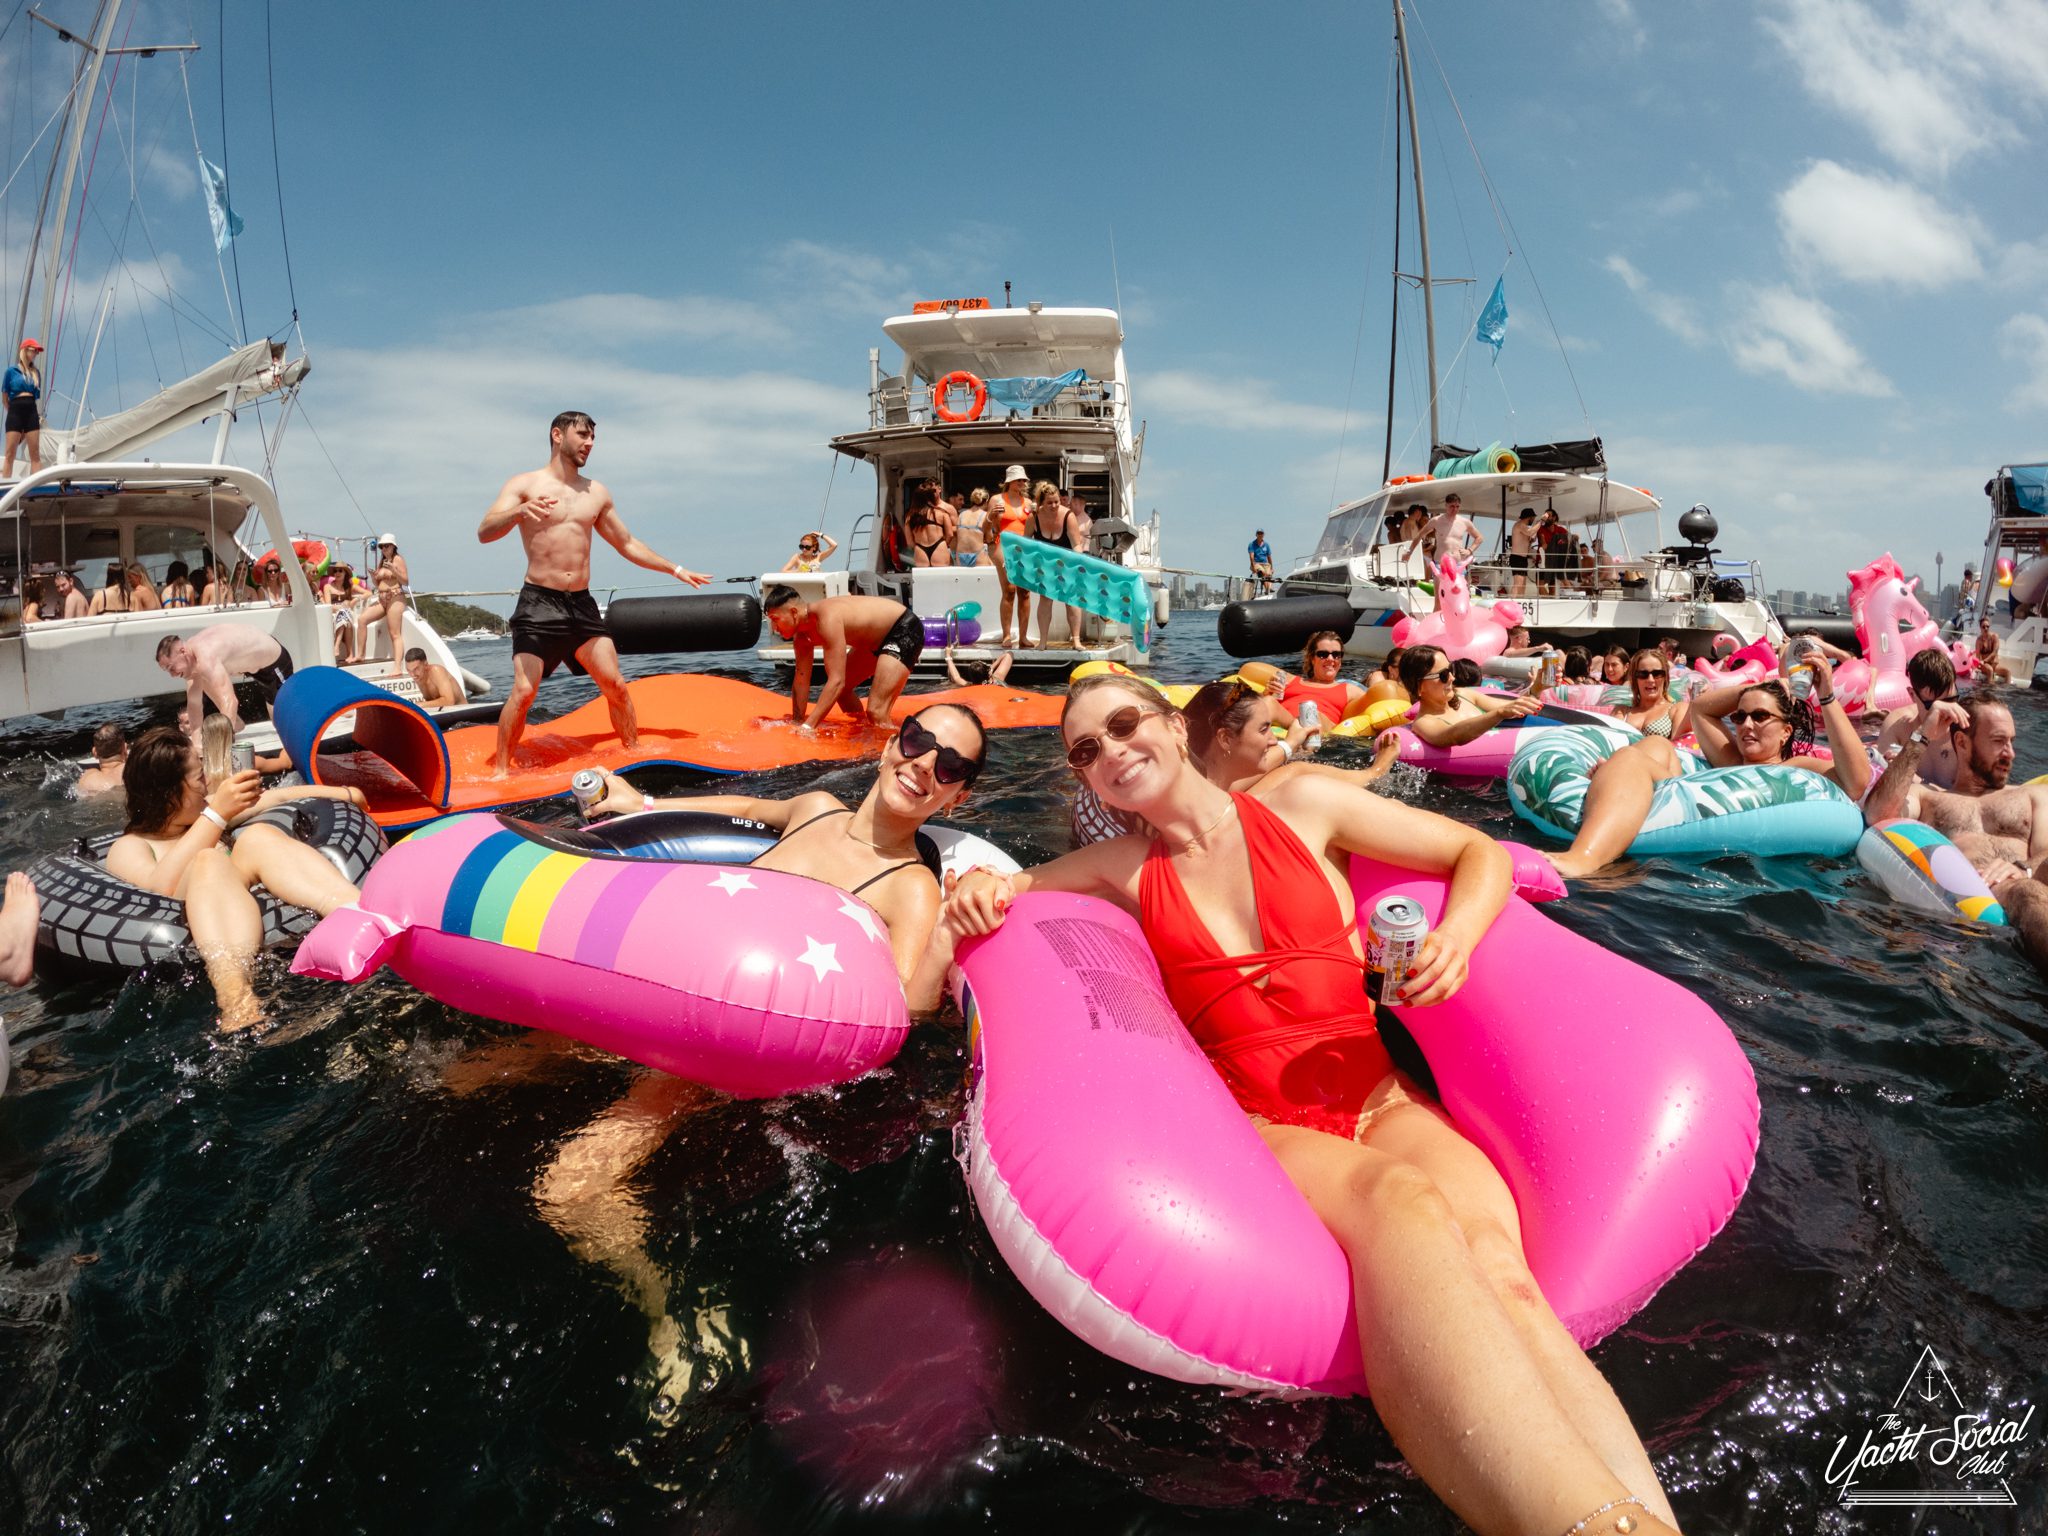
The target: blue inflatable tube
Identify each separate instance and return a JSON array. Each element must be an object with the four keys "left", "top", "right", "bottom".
[{"left": 273, "top": 666, "right": 452, "bottom": 814}]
